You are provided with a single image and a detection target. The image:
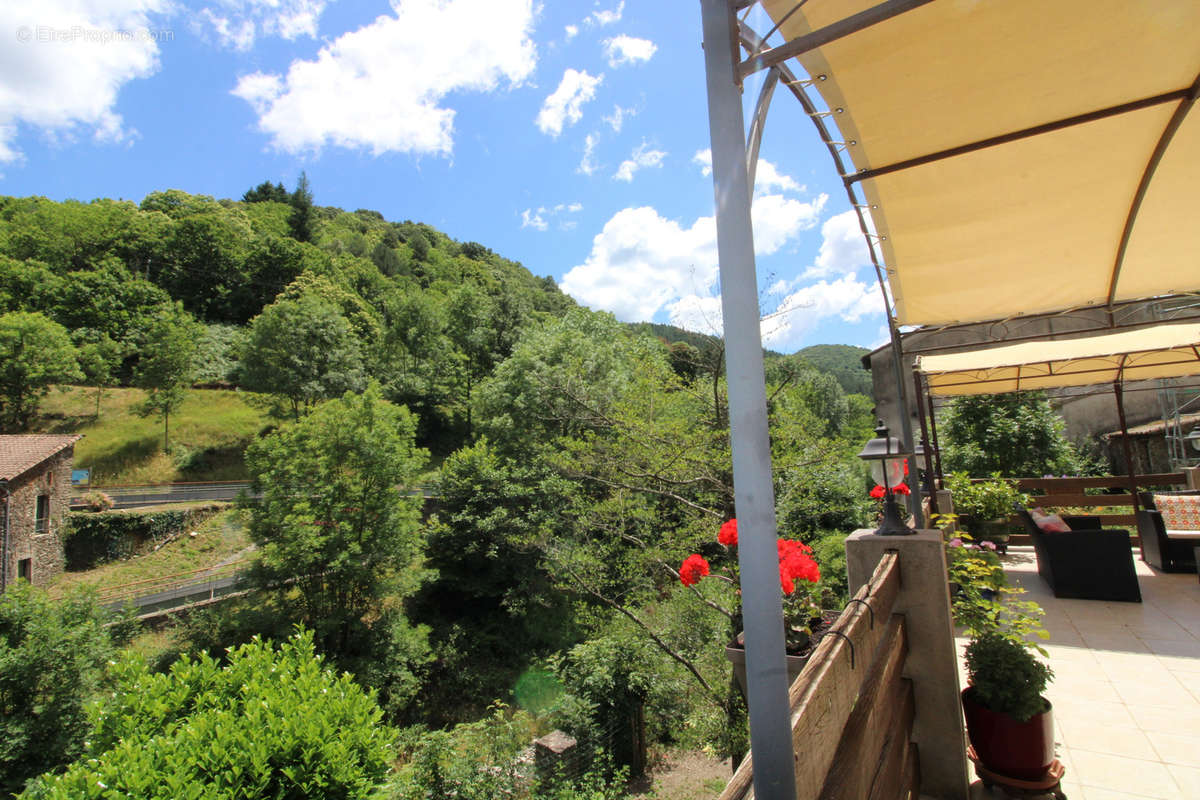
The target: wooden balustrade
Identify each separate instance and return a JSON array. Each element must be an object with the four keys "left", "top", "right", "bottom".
[{"left": 718, "top": 551, "right": 918, "bottom": 800}]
